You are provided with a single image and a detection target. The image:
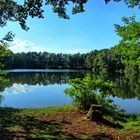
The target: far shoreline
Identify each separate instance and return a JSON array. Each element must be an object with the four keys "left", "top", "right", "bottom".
[{"left": 0, "top": 69, "right": 85, "bottom": 73}]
